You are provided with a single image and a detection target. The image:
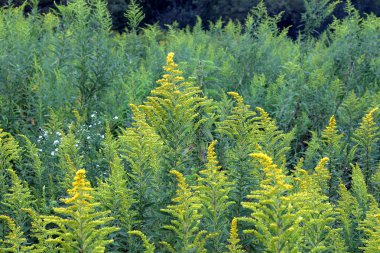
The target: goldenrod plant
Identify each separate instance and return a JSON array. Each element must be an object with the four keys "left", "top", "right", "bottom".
[
  {"left": 2, "top": 168, "right": 35, "bottom": 230},
  {"left": 351, "top": 164, "right": 371, "bottom": 216},
  {"left": 140, "top": 52, "right": 213, "bottom": 175},
  {"left": 96, "top": 126, "right": 137, "bottom": 252},
  {"left": 320, "top": 115, "right": 346, "bottom": 198},
  {"left": 216, "top": 92, "right": 259, "bottom": 216},
  {"left": 0, "top": 215, "right": 33, "bottom": 253},
  {"left": 0, "top": 1, "right": 379, "bottom": 250},
  {"left": 42, "top": 169, "right": 118, "bottom": 252},
  {"left": 352, "top": 108, "right": 379, "bottom": 187},
  {"left": 19, "top": 135, "right": 46, "bottom": 209},
  {"left": 118, "top": 104, "right": 164, "bottom": 237},
  {"left": 225, "top": 218, "right": 245, "bottom": 253},
  {"left": 57, "top": 127, "right": 84, "bottom": 192},
  {"left": 128, "top": 230, "right": 155, "bottom": 253},
  {"left": 195, "top": 140, "right": 234, "bottom": 252},
  {"left": 0, "top": 129, "right": 21, "bottom": 201},
  {"left": 359, "top": 197, "right": 380, "bottom": 253},
  {"left": 255, "top": 107, "right": 294, "bottom": 167},
  {"left": 336, "top": 182, "right": 363, "bottom": 252},
  {"left": 241, "top": 153, "right": 302, "bottom": 252},
  {"left": 293, "top": 158, "right": 346, "bottom": 252},
  {"left": 160, "top": 170, "right": 214, "bottom": 252}
]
